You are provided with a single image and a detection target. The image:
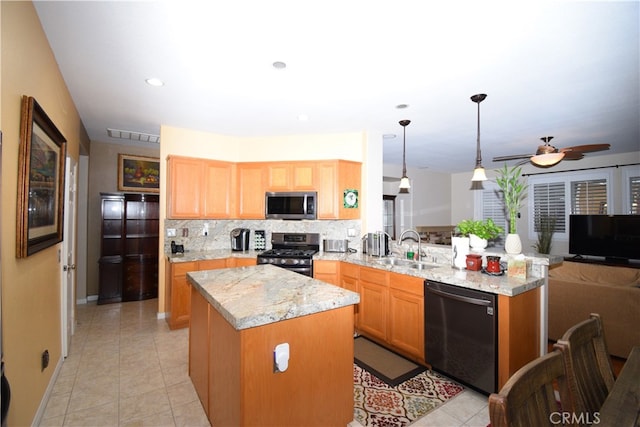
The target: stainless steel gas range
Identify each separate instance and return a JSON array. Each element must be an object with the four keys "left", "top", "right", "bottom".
[{"left": 257, "top": 232, "right": 320, "bottom": 277}]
